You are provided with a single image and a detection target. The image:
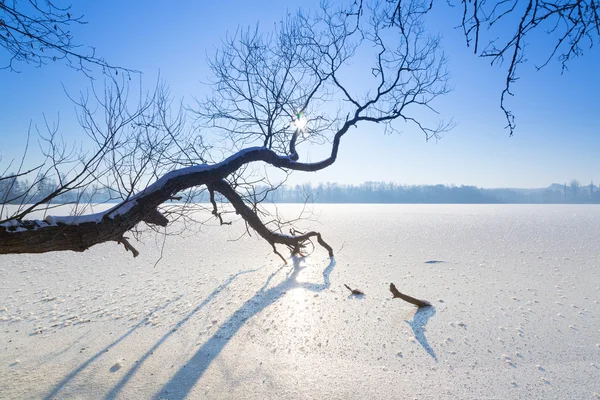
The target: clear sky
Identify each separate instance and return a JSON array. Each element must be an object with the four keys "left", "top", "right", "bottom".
[{"left": 1, "top": 0, "right": 598, "bottom": 189}]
